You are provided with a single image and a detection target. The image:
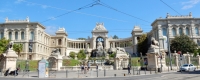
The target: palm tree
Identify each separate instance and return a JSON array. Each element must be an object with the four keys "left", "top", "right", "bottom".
[{"left": 13, "top": 43, "right": 23, "bottom": 56}]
